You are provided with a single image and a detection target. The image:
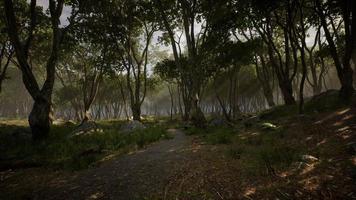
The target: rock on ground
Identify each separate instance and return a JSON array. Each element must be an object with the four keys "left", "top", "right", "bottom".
[
  {"left": 71, "top": 121, "right": 101, "bottom": 136},
  {"left": 53, "top": 119, "right": 76, "bottom": 126},
  {"left": 120, "top": 120, "right": 146, "bottom": 132},
  {"left": 209, "top": 117, "right": 228, "bottom": 127},
  {"left": 301, "top": 154, "right": 319, "bottom": 163}
]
